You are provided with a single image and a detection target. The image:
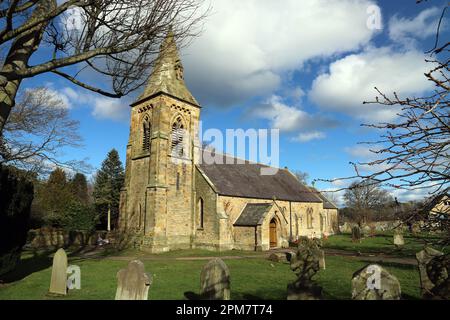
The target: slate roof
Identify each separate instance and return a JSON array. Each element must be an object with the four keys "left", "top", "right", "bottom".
[
  {"left": 197, "top": 150, "right": 323, "bottom": 203},
  {"left": 309, "top": 187, "right": 338, "bottom": 209},
  {"left": 132, "top": 31, "right": 200, "bottom": 107},
  {"left": 234, "top": 203, "right": 273, "bottom": 226}
]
